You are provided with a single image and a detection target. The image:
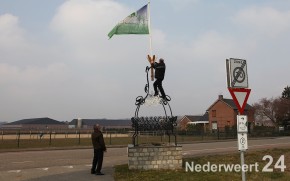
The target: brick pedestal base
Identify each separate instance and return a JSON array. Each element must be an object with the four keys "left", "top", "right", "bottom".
[{"left": 128, "top": 145, "right": 182, "bottom": 170}]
